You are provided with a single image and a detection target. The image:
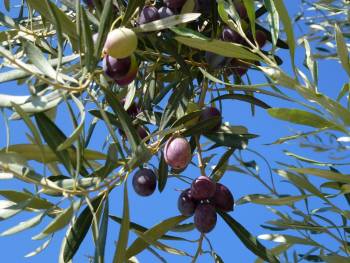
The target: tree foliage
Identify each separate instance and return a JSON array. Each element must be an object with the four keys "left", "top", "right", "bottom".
[{"left": 0, "top": 0, "right": 350, "bottom": 262}]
